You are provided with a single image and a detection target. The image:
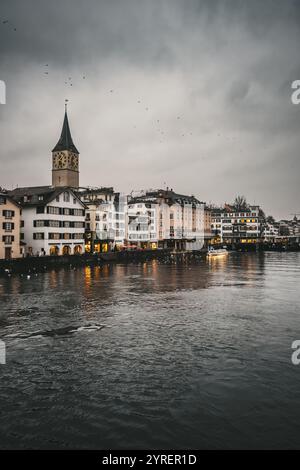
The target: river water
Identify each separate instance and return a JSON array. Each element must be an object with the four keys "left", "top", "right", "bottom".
[{"left": 0, "top": 252, "right": 300, "bottom": 449}]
